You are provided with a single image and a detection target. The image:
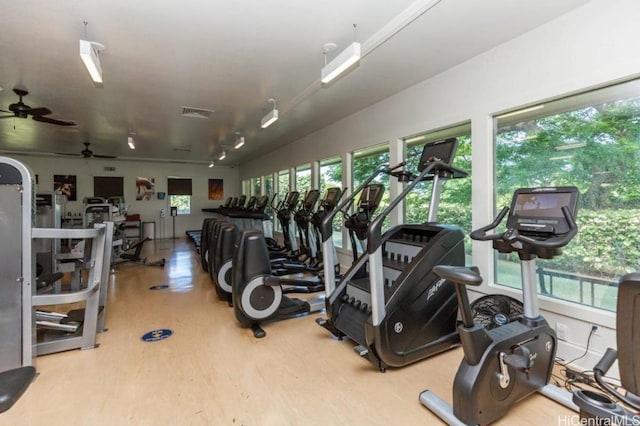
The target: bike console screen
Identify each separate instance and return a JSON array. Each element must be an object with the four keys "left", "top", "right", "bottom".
[
  {"left": 507, "top": 186, "right": 579, "bottom": 236},
  {"left": 418, "top": 137, "right": 459, "bottom": 172}
]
